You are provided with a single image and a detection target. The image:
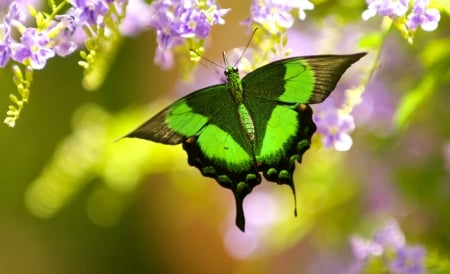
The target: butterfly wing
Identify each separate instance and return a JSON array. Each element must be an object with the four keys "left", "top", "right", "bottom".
[
  {"left": 127, "top": 84, "right": 263, "bottom": 229},
  {"left": 127, "top": 84, "right": 222, "bottom": 144},
  {"left": 242, "top": 53, "right": 367, "bottom": 103},
  {"left": 242, "top": 53, "right": 366, "bottom": 213},
  {"left": 127, "top": 83, "right": 257, "bottom": 170}
]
